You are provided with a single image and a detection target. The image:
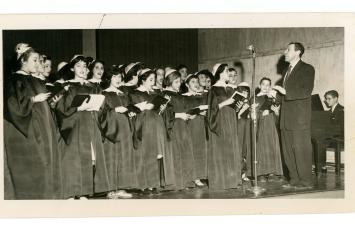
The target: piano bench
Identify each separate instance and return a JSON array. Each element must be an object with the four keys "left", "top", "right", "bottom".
[{"left": 328, "top": 137, "right": 344, "bottom": 175}]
